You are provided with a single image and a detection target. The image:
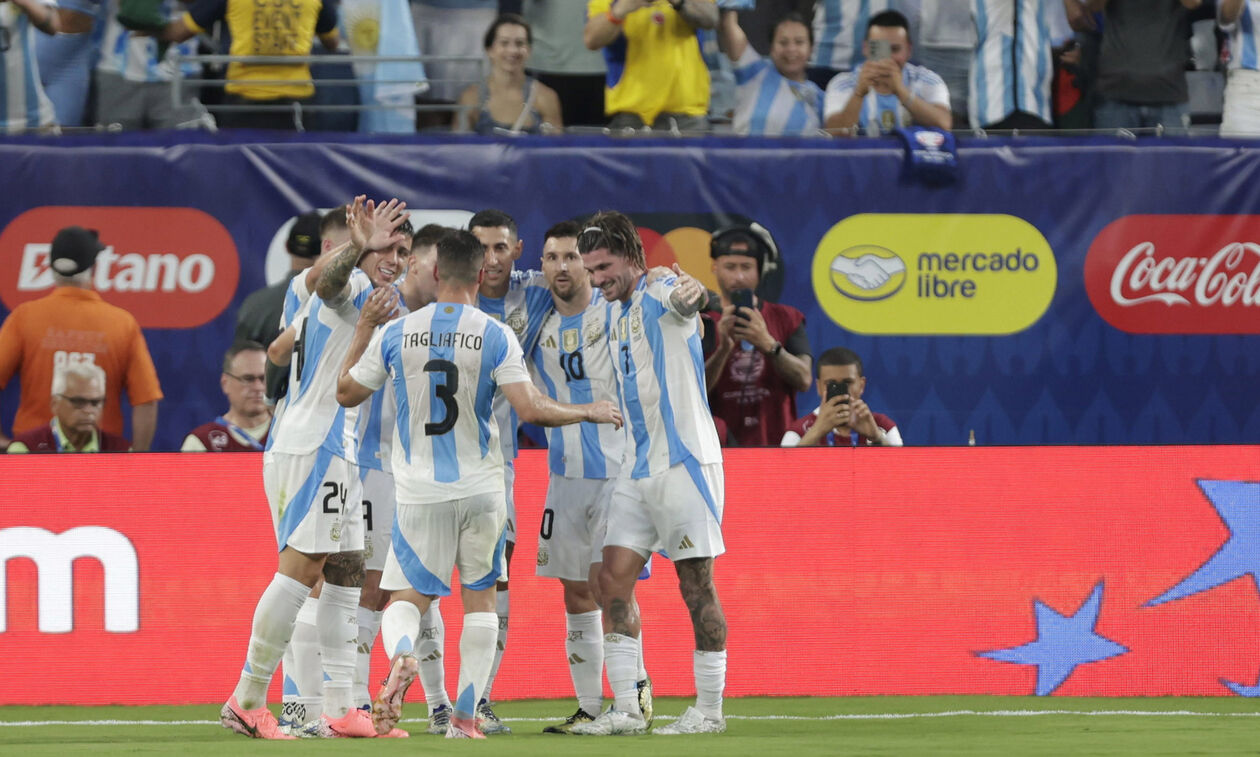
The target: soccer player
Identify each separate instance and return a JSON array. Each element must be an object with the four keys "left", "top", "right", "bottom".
[
  {"left": 219, "top": 196, "right": 411, "bottom": 741},
  {"left": 335, "top": 229, "right": 622, "bottom": 739},
  {"left": 573, "top": 211, "right": 729, "bottom": 736},
  {"left": 530, "top": 220, "right": 653, "bottom": 732},
  {"left": 468, "top": 209, "right": 555, "bottom": 733}
]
